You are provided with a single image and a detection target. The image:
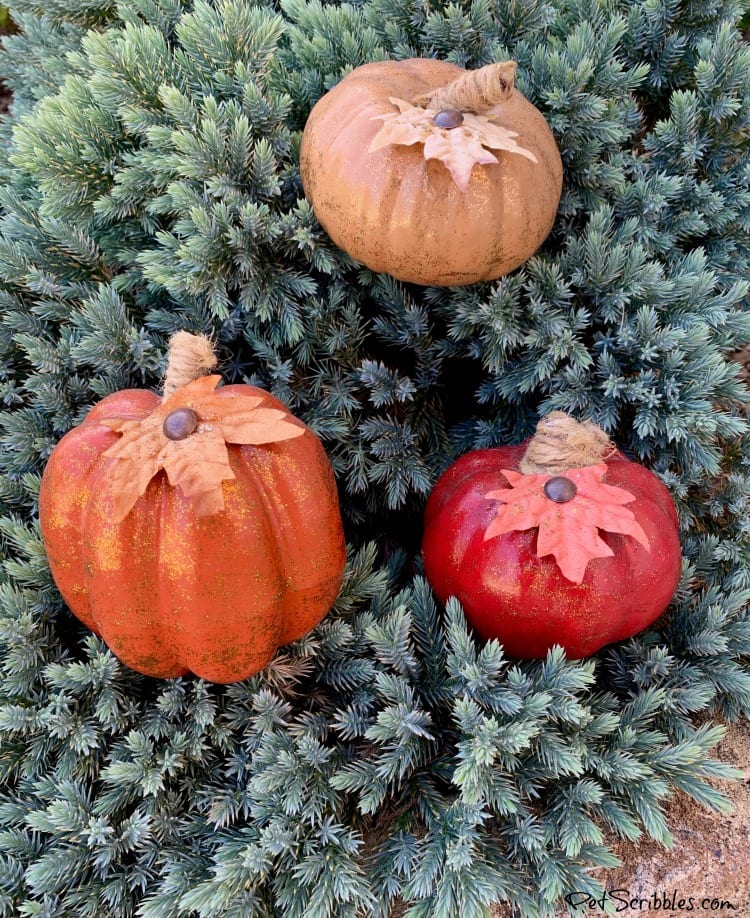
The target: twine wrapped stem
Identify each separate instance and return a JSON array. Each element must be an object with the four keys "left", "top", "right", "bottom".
[
  {"left": 413, "top": 60, "right": 517, "bottom": 114},
  {"left": 162, "top": 332, "right": 218, "bottom": 398},
  {"left": 519, "top": 412, "right": 616, "bottom": 475}
]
